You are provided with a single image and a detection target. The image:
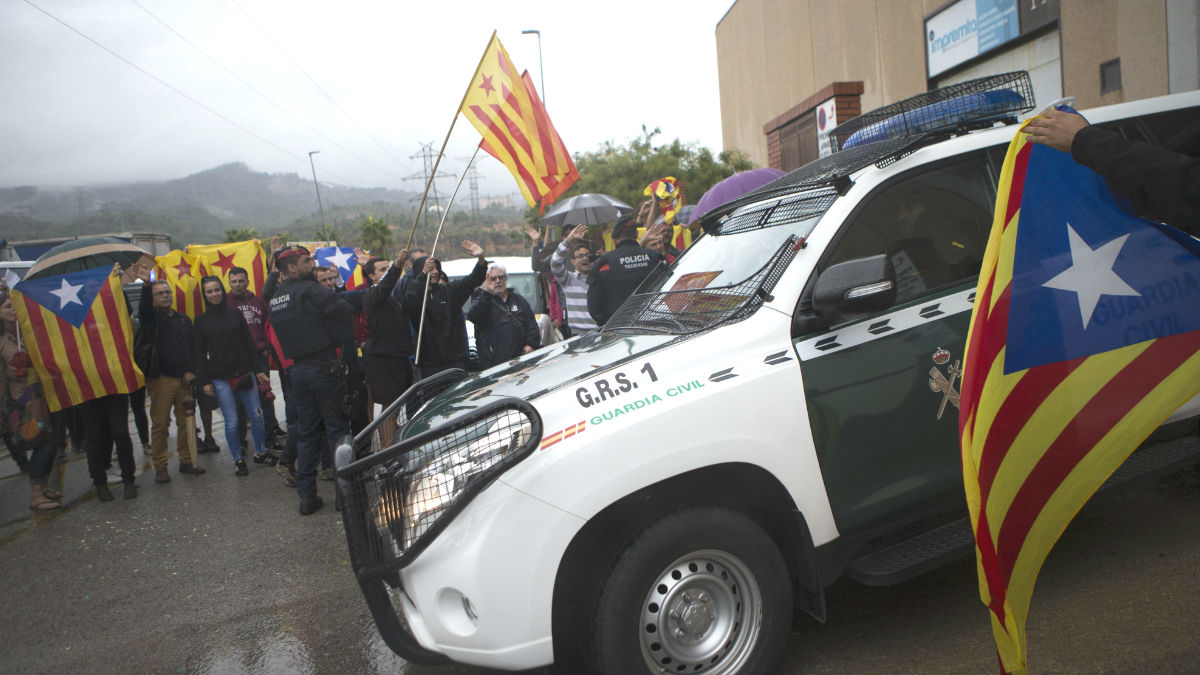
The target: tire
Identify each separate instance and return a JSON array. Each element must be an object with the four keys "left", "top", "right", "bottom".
[{"left": 585, "top": 507, "right": 792, "bottom": 675}]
